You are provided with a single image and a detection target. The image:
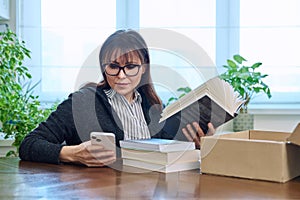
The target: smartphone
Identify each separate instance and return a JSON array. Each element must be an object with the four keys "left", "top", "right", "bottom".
[{"left": 90, "top": 132, "right": 116, "bottom": 153}]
